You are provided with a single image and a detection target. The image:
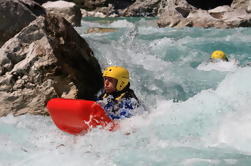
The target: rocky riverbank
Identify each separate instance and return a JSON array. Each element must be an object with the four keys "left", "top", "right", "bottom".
[
  {"left": 47, "top": 0, "right": 251, "bottom": 28},
  {"left": 31, "top": 0, "right": 251, "bottom": 28}
]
